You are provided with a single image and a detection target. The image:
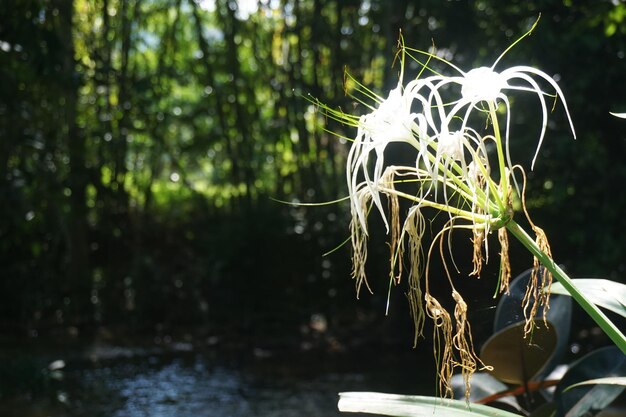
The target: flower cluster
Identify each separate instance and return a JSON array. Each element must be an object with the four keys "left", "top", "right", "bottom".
[{"left": 321, "top": 26, "right": 576, "bottom": 398}]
